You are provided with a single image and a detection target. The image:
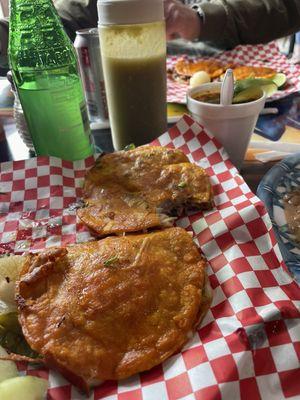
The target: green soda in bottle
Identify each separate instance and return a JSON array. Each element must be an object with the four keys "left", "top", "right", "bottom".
[{"left": 8, "top": 0, "right": 94, "bottom": 161}]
